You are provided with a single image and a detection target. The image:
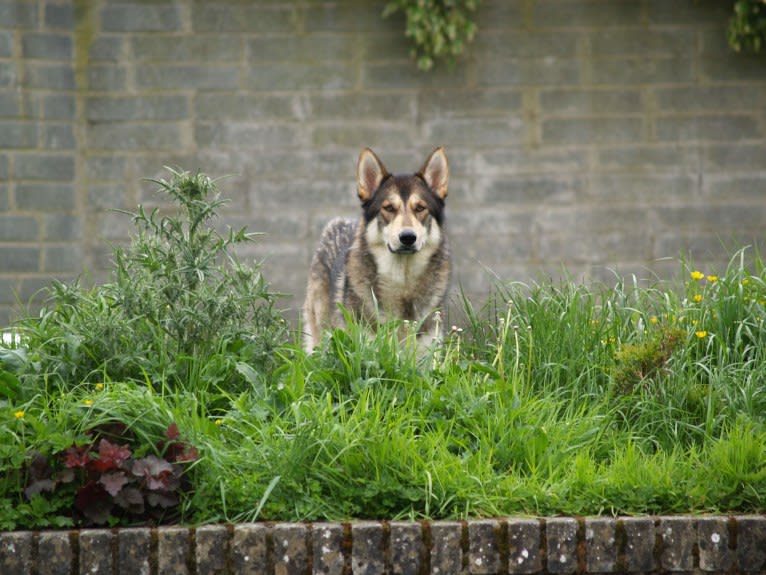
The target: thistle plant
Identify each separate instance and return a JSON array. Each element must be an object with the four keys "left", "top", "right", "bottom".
[
  {"left": 113, "top": 169, "right": 284, "bottom": 364},
  {"left": 13, "top": 168, "right": 286, "bottom": 392}
]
